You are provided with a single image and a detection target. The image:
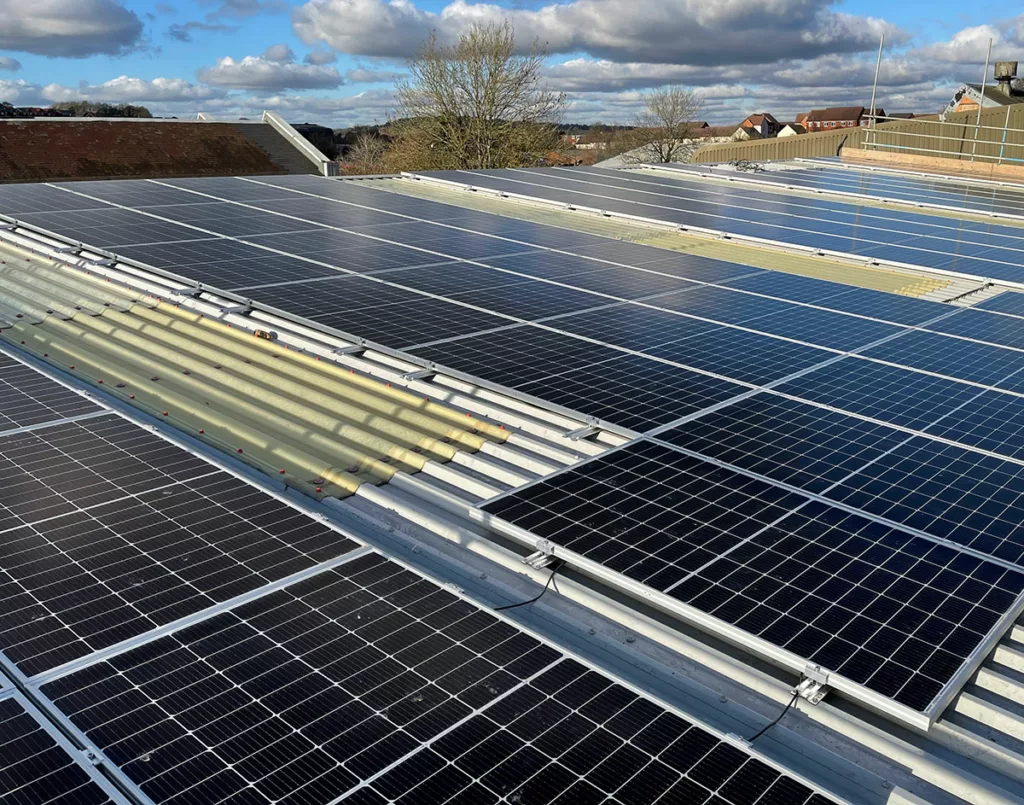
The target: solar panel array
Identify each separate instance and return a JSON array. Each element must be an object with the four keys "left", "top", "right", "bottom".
[
  {"left": 0, "top": 351, "right": 102, "bottom": 435},
  {"left": 0, "top": 352, "right": 841, "bottom": 803},
  {"left": 485, "top": 441, "right": 1024, "bottom": 715},
  {"left": 39, "top": 551, "right": 839, "bottom": 805},
  {"left": 0, "top": 691, "right": 124, "bottom": 804},
  {"left": 417, "top": 167, "right": 1024, "bottom": 283},
  {"left": 3, "top": 173, "right": 1024, "bottom": 728},
  {"left": 660, "top": 161, "right": 1024, "bottom": 220}
]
